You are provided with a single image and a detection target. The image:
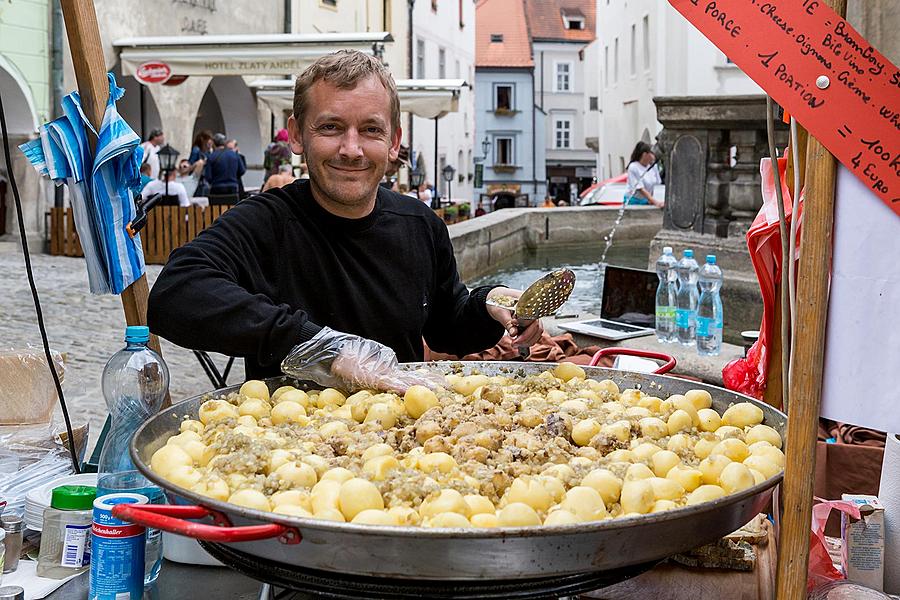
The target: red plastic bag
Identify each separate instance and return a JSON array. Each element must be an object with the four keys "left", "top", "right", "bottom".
[
  {"left": 807, "top": 498, "right": 860, "bottom": 591},
  {"left": 722, "top": 157, "right": 801, "bottom": 403}
]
